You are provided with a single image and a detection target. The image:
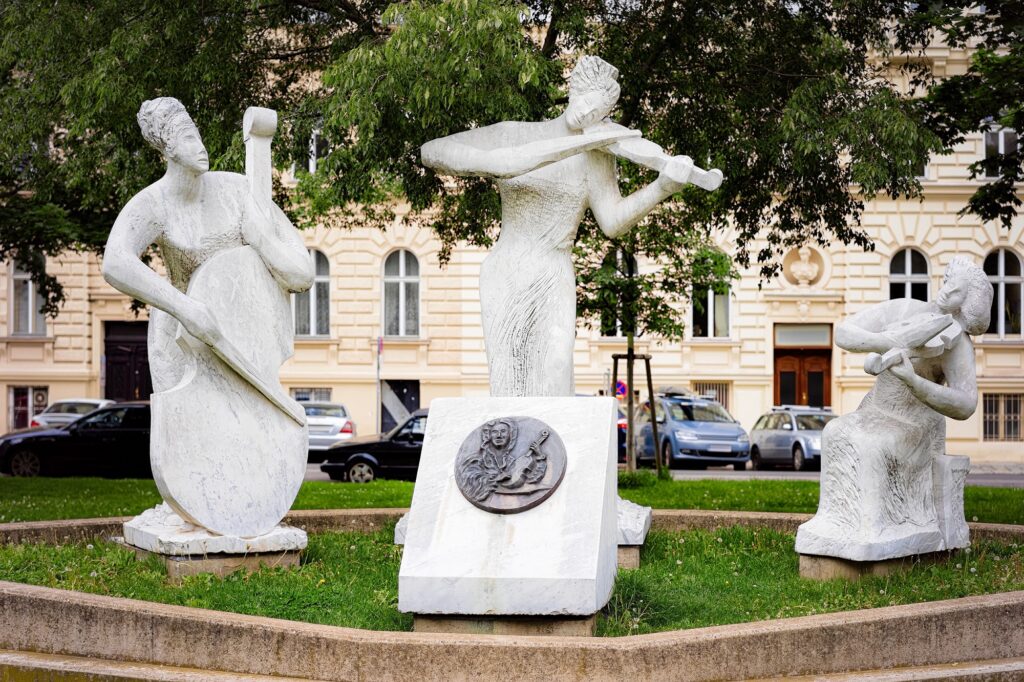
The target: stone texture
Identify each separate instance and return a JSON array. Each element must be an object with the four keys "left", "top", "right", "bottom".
[
  {"left": 122, "top": 503, "right": 306, "bottom": 556},
  {"left": 398, "top": 397, "right": 618, "bottom": 616},
  {"left": 3, "top": 580, "right": 1024, "bottom": 681},
  {"left": 799, "top": 552, "right": 953, "bottom": 582},
  {"left": 617, "top": 497, "right": 652, "bottom": 545},
  {"left": 617, "top": 546, "right": 640, "bottom": 570},
  {"left": 413, "top": 614, "right": 597, "bottom": 637},
  {"left": 421, "top": 56, "right": 719, "bottom": 397},
  {"left": 125, "top": 542, "right": 301, "bottom": 582},
  {"left": 796, "top": 258, "right": 992, "bottom": 562},
  {"left": 103, "top": 98, "right": 314, "bottom": 544}
]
